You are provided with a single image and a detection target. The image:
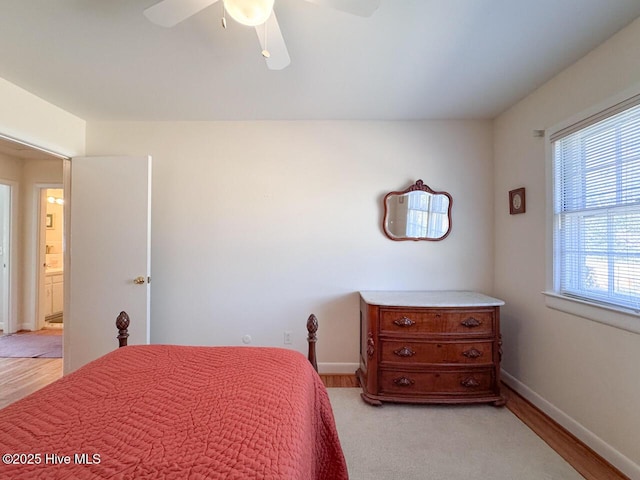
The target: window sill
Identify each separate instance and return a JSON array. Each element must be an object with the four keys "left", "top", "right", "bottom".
[{"left": 542, "top": 291, "right": 640, "bottom": 334}]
